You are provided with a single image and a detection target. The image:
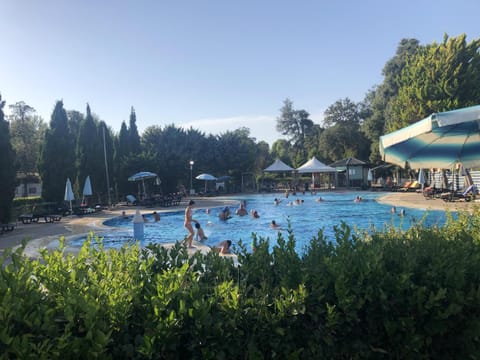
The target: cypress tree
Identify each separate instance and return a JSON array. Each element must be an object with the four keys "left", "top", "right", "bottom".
[
  {"left": 0, "top": 94, "right": 17, "bottom": 223},
  {"left": 128, "top": 106, "right": 141, "bottom": 154},
  {"left": 76, "top": 104, "right": 103, "bottom": 203},
  {"left": 38, "top": 100, "right": 75, "bottom": 203},
  {"left": 96, "top": 121, "right": 114, "bottom": 204}
]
